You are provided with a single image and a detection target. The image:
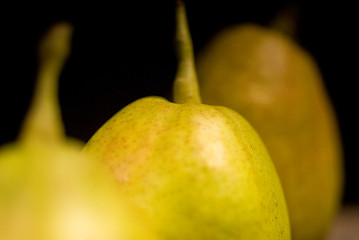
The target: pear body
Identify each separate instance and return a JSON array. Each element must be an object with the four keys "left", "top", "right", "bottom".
[
  {"left": 196, "top": 24, "right": 343, "bottom": 240},
  {"left": 0, "top": 22, "right": 159, "bottom": 240},
  {"left": 0, "top": 139, "right": 160, "bottom": 240},
  {"left": 84, "top": 96, "right": 290, "bottom": 240}
]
